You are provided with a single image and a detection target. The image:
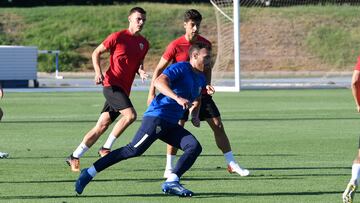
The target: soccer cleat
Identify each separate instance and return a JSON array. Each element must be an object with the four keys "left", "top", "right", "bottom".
[
  {"left": 98, "top": 147, "right": 111, "bottom": 157},
  {"left": 163, "top": 168, "right": 173, "bottom": 178},
  {"left": 227, "top": 163, "right": 250, "bottom": 177},
  {"left": 343, "top": 182, "right": 357, "bottom": 203},
  {"left": 66, "top": 155, "right": 80, "bottom": 172},
  {"left": 161, "top": 181, "right": 194, "bottom": 197},
  {"left": 75, "top": 168, "right": 93, "bottom": 195},
  {"left": 0, "top": 152, "right": 9, "bottom": 159}
]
